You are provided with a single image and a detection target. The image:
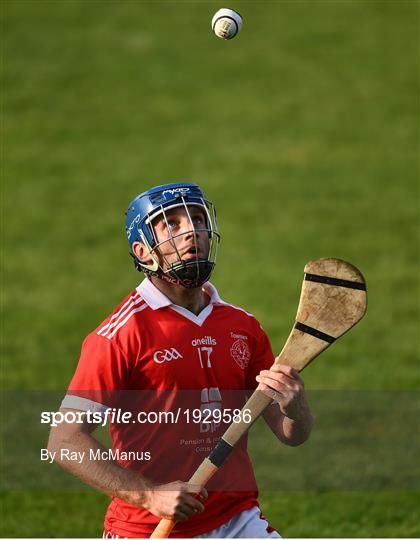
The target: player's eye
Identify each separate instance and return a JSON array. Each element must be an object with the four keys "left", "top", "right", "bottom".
[
  {"left": 166, "top": 219, "right": 178, "bottom": 229},
  {"left": 192, "top": 215, "right": 205, "bottom": 226}
]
